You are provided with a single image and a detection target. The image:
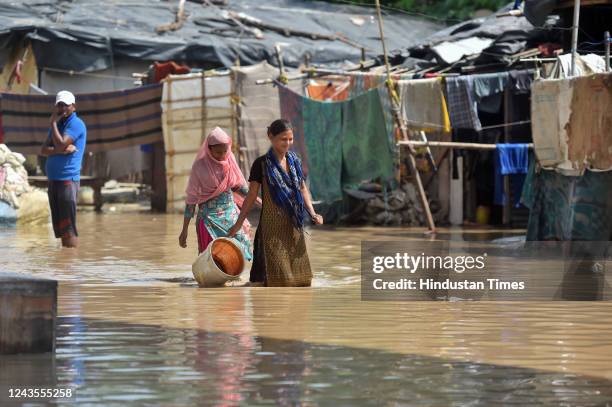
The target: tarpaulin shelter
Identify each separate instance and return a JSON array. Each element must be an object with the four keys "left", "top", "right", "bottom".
[
  {"left": 391, "top": 3, "right": 560, "bottom": 73},
  {"left": 0, "top": 0, "right": 442, "bottom": 73}
]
